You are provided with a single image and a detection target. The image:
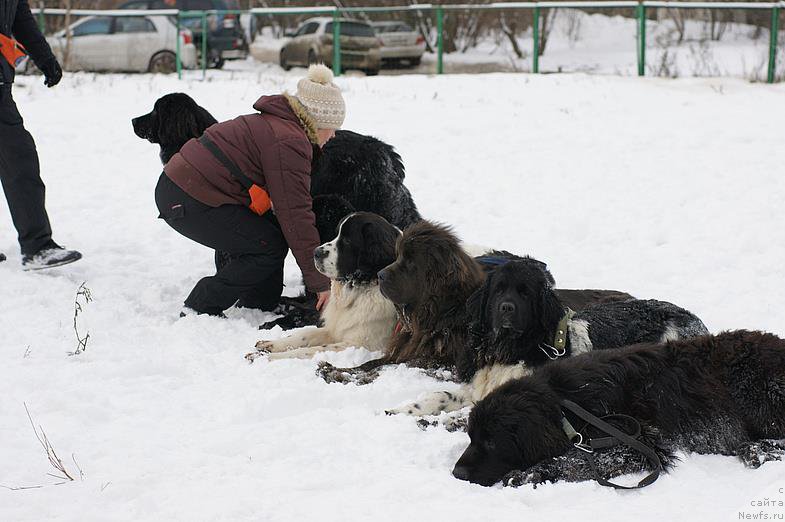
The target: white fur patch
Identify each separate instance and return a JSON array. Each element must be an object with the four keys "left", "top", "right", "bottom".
[
  {"left": 468, "top": 364, "right": 533, "bottom": 402},
  {"left": 250, "top": 280, "right": 397, "bottom": 361},
  {"left": 314, "top": 213, "right": 354, "bottom": 279},
  {"left": 660, "top": 321, "right": 681, "bottom": 343},
  {"left": 389, "top": 363, "right": 533, "bottom": 417},
  {"left": 568, "top": 319, "right": 593, "bottom": 355}
]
